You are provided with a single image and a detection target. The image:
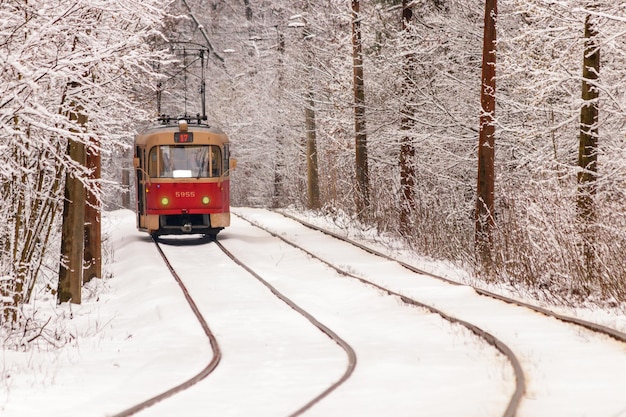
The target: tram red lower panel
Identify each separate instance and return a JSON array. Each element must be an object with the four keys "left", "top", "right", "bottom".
[{"left": 145, "top": 181, "right": 229, "bottom": 215}]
